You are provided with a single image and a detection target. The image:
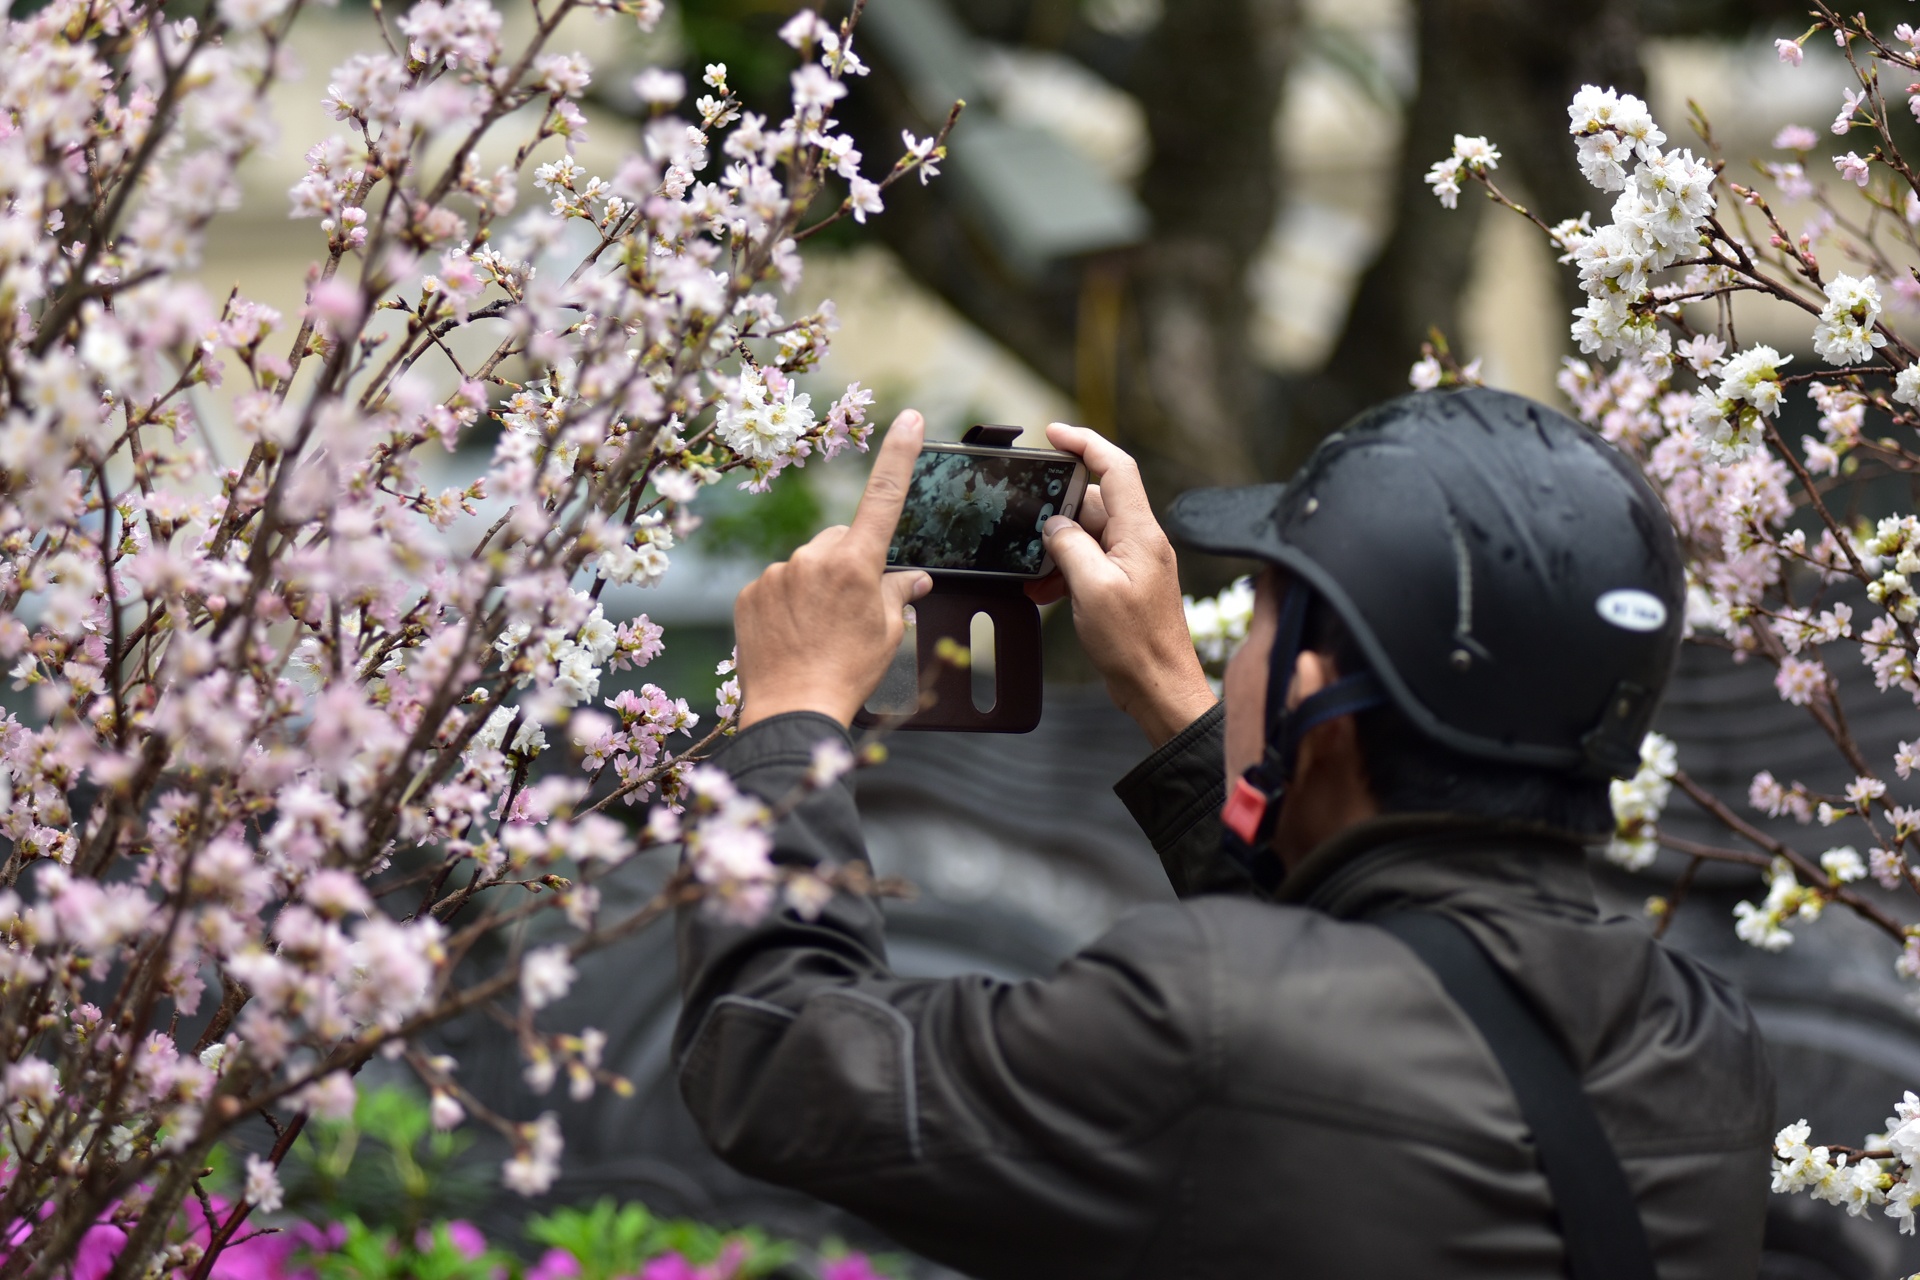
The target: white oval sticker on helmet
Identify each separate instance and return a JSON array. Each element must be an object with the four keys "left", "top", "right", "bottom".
[{"left": 1596, "top": 589, "right": 1668, "bottom": 633}]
